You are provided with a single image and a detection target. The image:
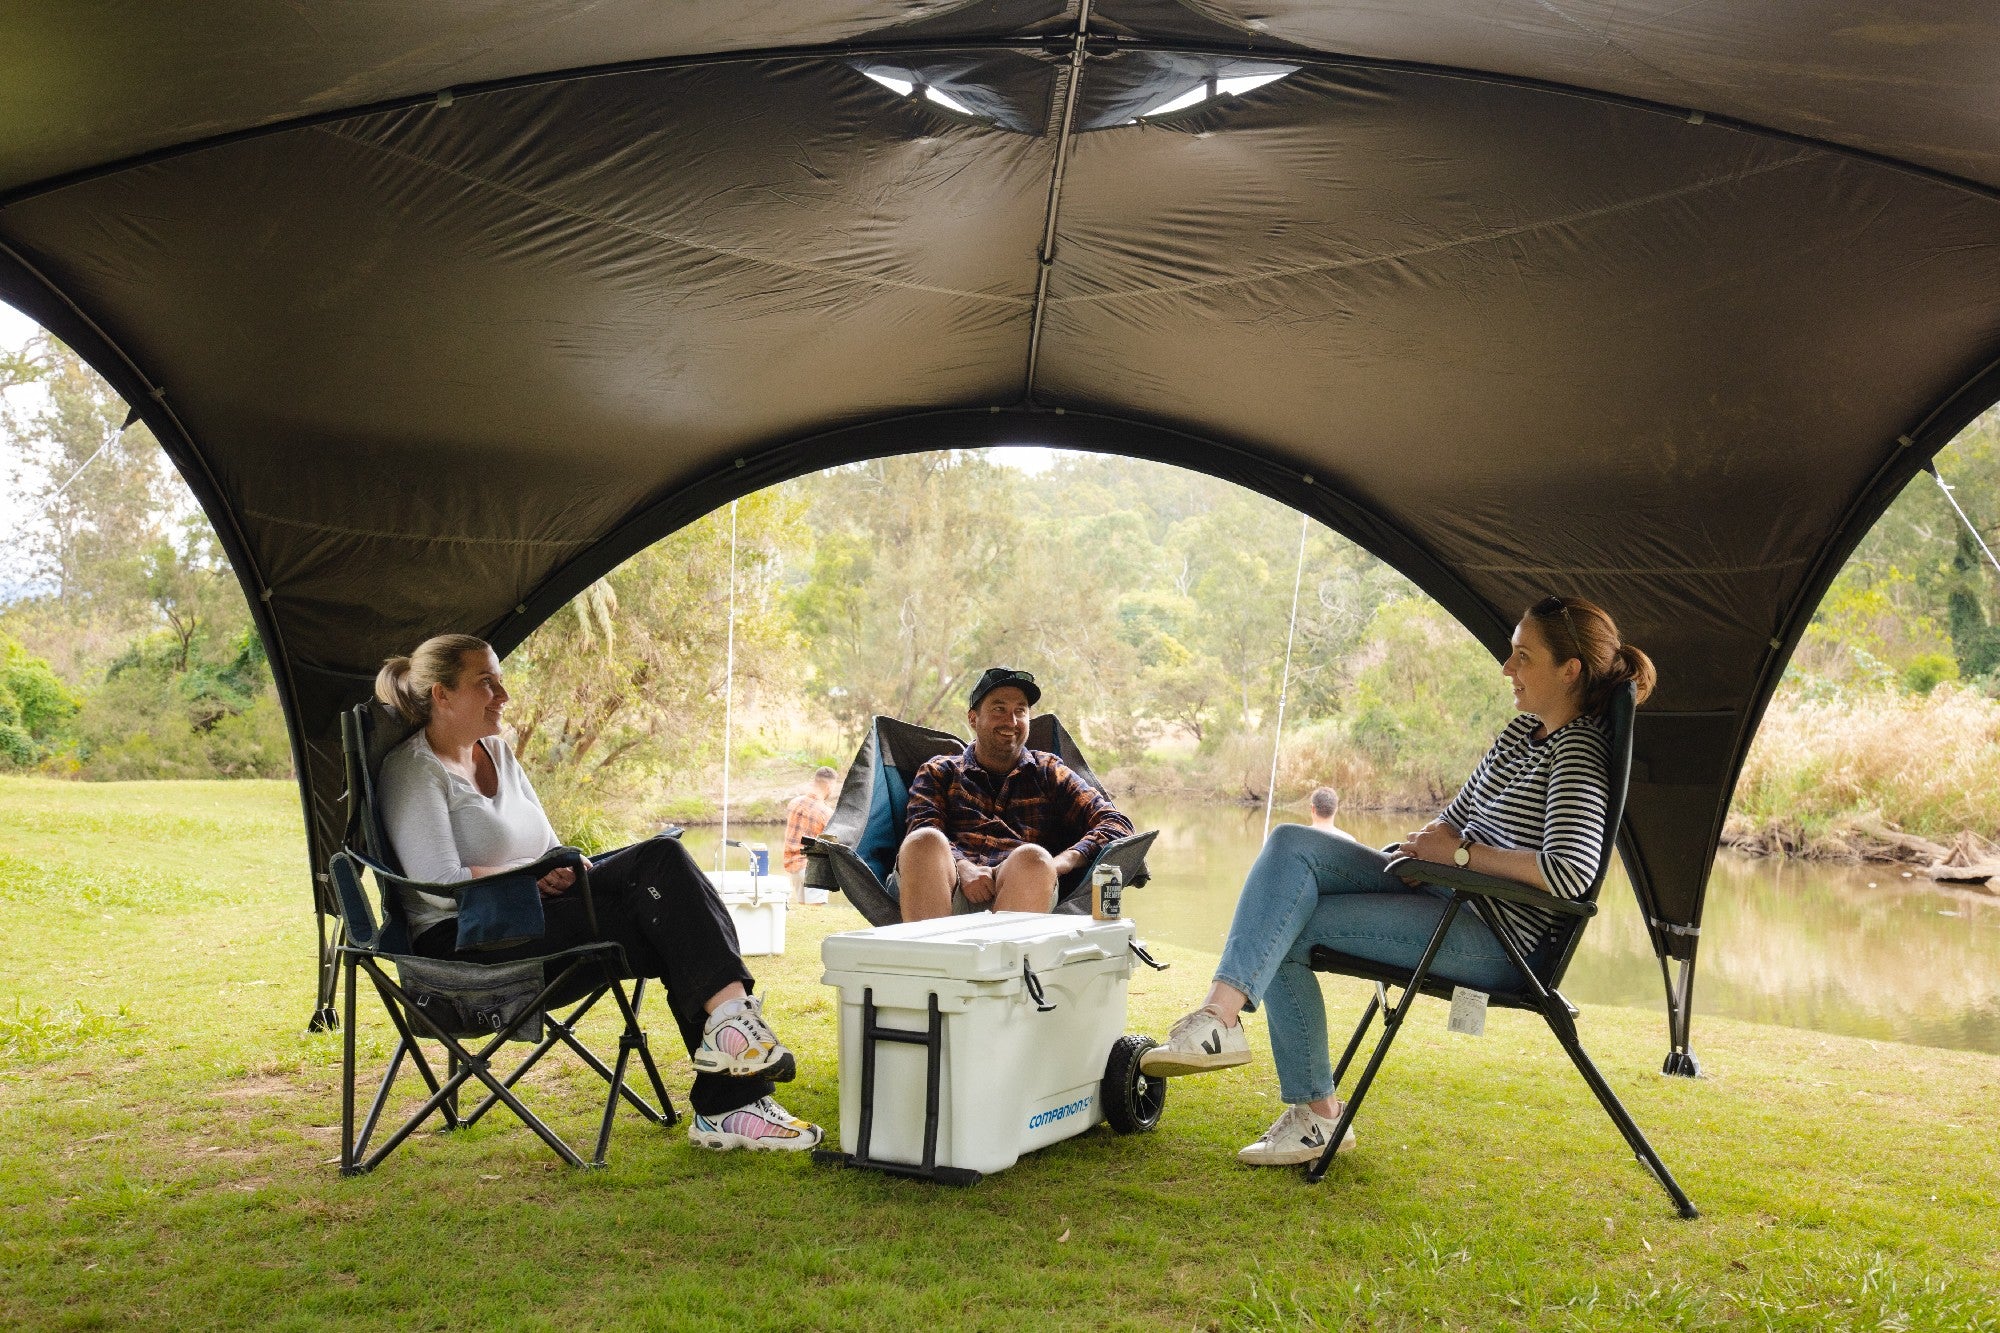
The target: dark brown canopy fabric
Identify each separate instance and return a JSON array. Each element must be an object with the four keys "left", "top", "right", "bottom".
[{"left": 6, "top": 1, "right": 2000, "bottom": 1057}]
